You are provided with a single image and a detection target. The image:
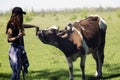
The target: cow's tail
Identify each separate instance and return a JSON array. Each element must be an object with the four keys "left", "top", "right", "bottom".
[
  {"left": 99, "top": 17, "right": 107, "bottom": 32},
  {"left": 98, "top": 17, "right": 107, "bottom": 64}
]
